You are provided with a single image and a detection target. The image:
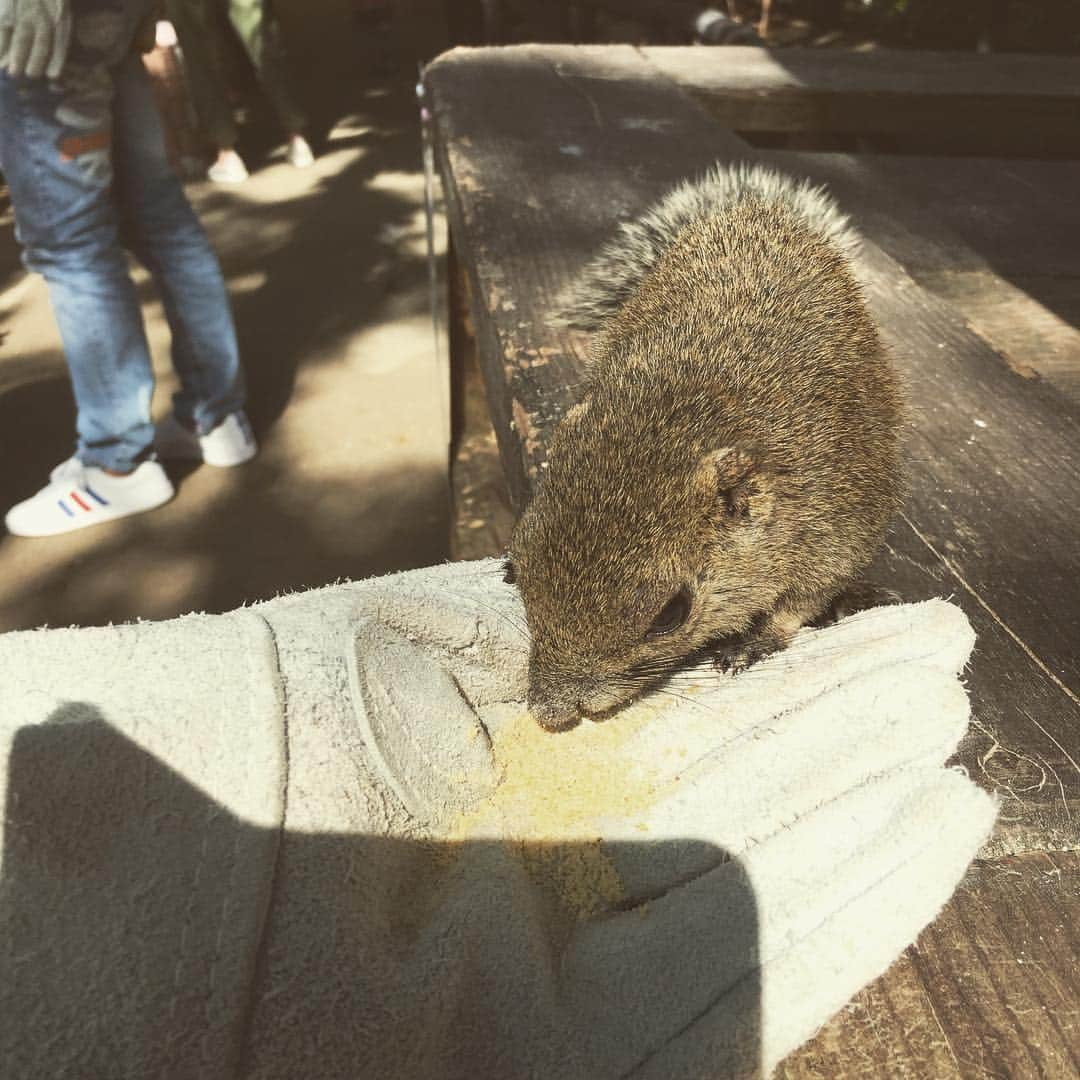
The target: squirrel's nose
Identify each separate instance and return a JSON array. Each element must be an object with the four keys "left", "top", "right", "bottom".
[
  {"left": 531, "top": 700, "right": 581, "bottom": 733},
  {"left": 527, "top": 674, "right": 584, "bottom": 732}
]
